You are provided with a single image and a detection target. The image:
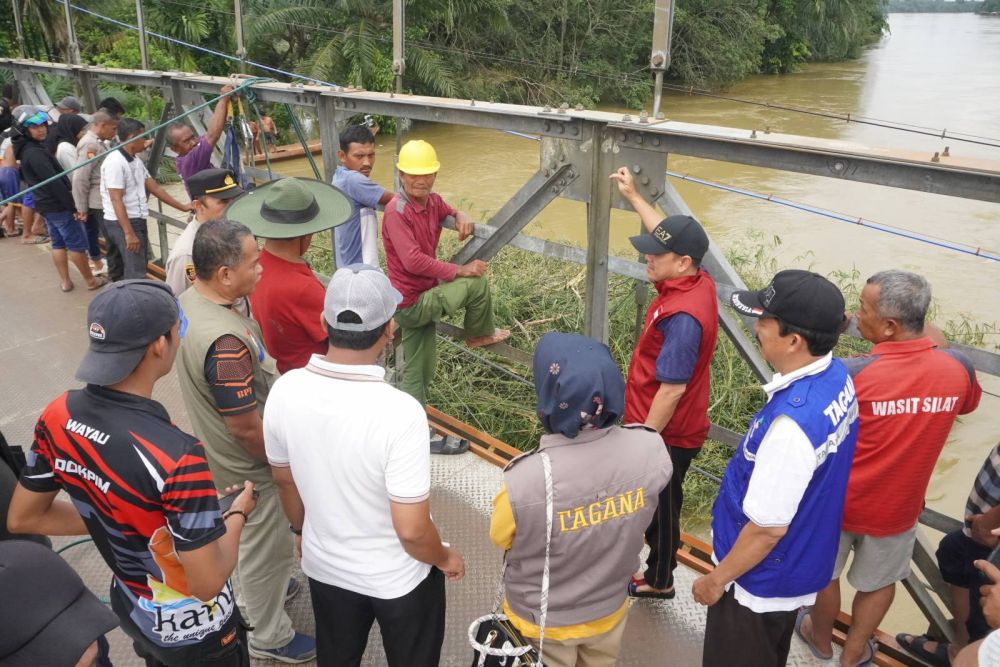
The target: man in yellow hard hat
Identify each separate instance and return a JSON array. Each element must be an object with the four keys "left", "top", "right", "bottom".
[{"left": 382, "top": 139, "right": 510, "bottom": 453}]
